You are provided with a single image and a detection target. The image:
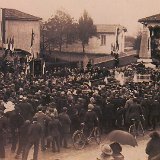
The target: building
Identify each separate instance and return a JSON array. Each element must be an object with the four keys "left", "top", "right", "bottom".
[
  {"left": 61, "top": 24, "right": 127, "bottom": 54},
  {"left": 0, "top": 8, "right": 42, "bottom": 58}
]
